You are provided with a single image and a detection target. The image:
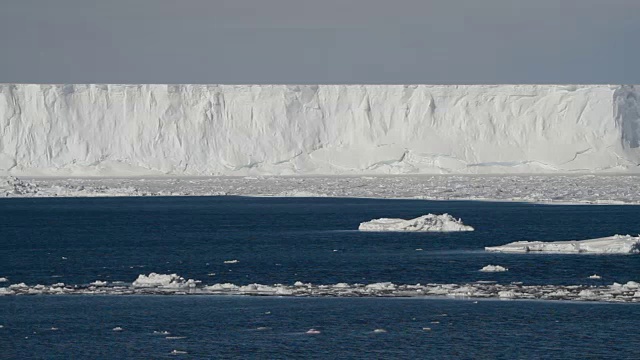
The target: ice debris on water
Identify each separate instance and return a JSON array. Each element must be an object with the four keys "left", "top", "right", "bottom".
[
  {"left": 112, "top": 327, "right": 124, "bottom": 332},
  {"left": 2, "top": 273, "right": 640, "bottom": 303},
  {"left": 223, "top": 260, "right": 239, "bottom": 264},
  {"left": 589, "top": 274, "right": 602, "bottom": 279},
  {"left": 359, "top": 214, "right": 473, "bottom": 232}
]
